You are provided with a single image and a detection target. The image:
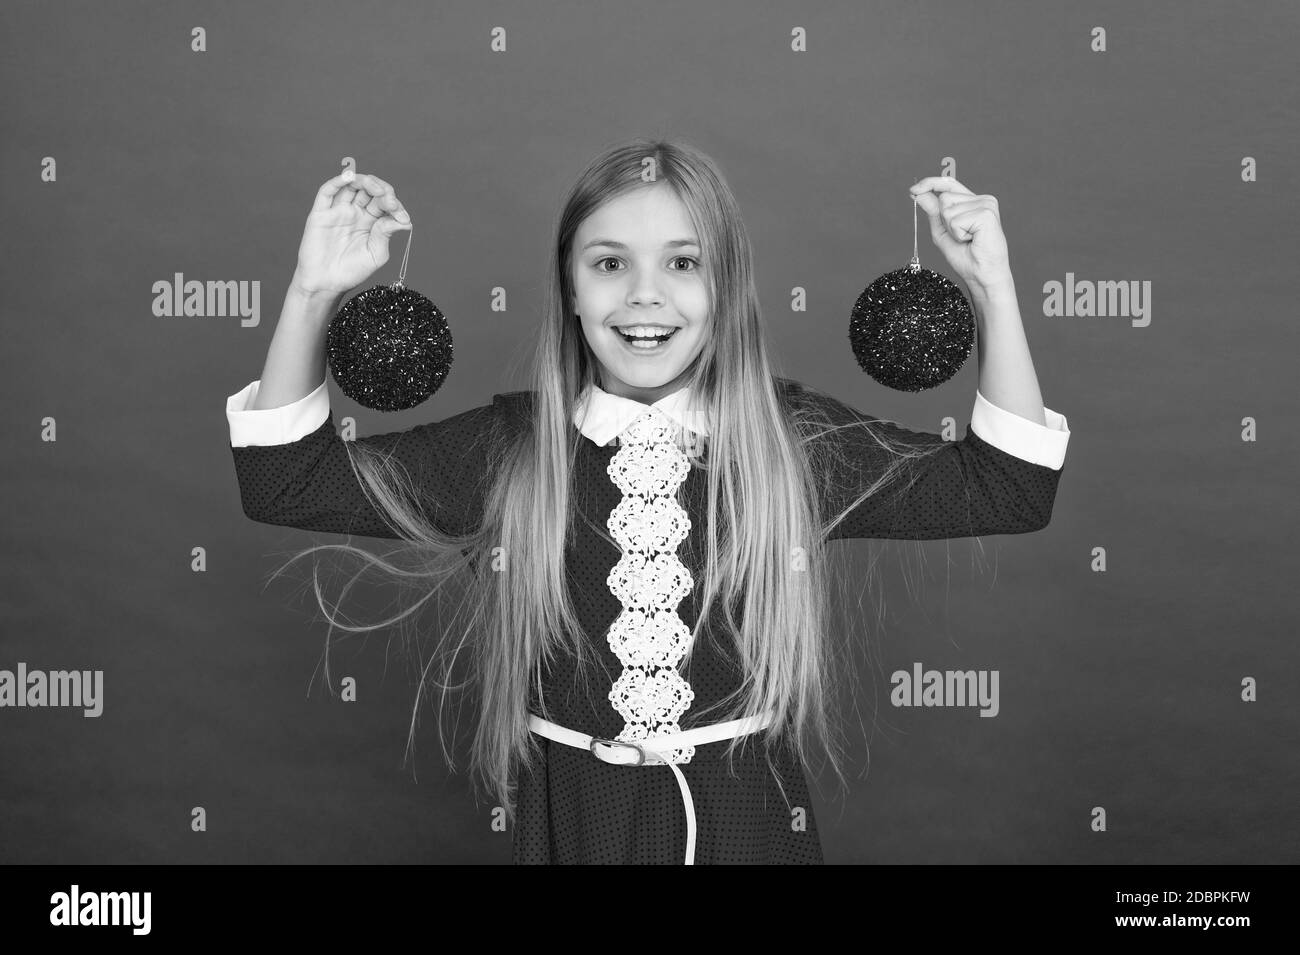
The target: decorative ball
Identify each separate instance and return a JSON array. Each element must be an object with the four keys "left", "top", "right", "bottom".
[
  {"left": 325, "top": 283, "right": 453, "bottom": 412},
  {"left": 849, "top": 264, "right": 975, "bottom": 392}
]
